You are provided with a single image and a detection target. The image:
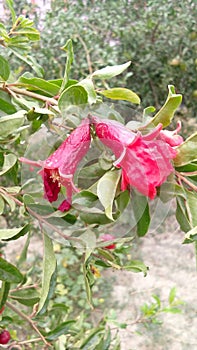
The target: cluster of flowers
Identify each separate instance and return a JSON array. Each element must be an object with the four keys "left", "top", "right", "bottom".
[{"left": 20, "top": 116, "right": 183, "bottom": 212}]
